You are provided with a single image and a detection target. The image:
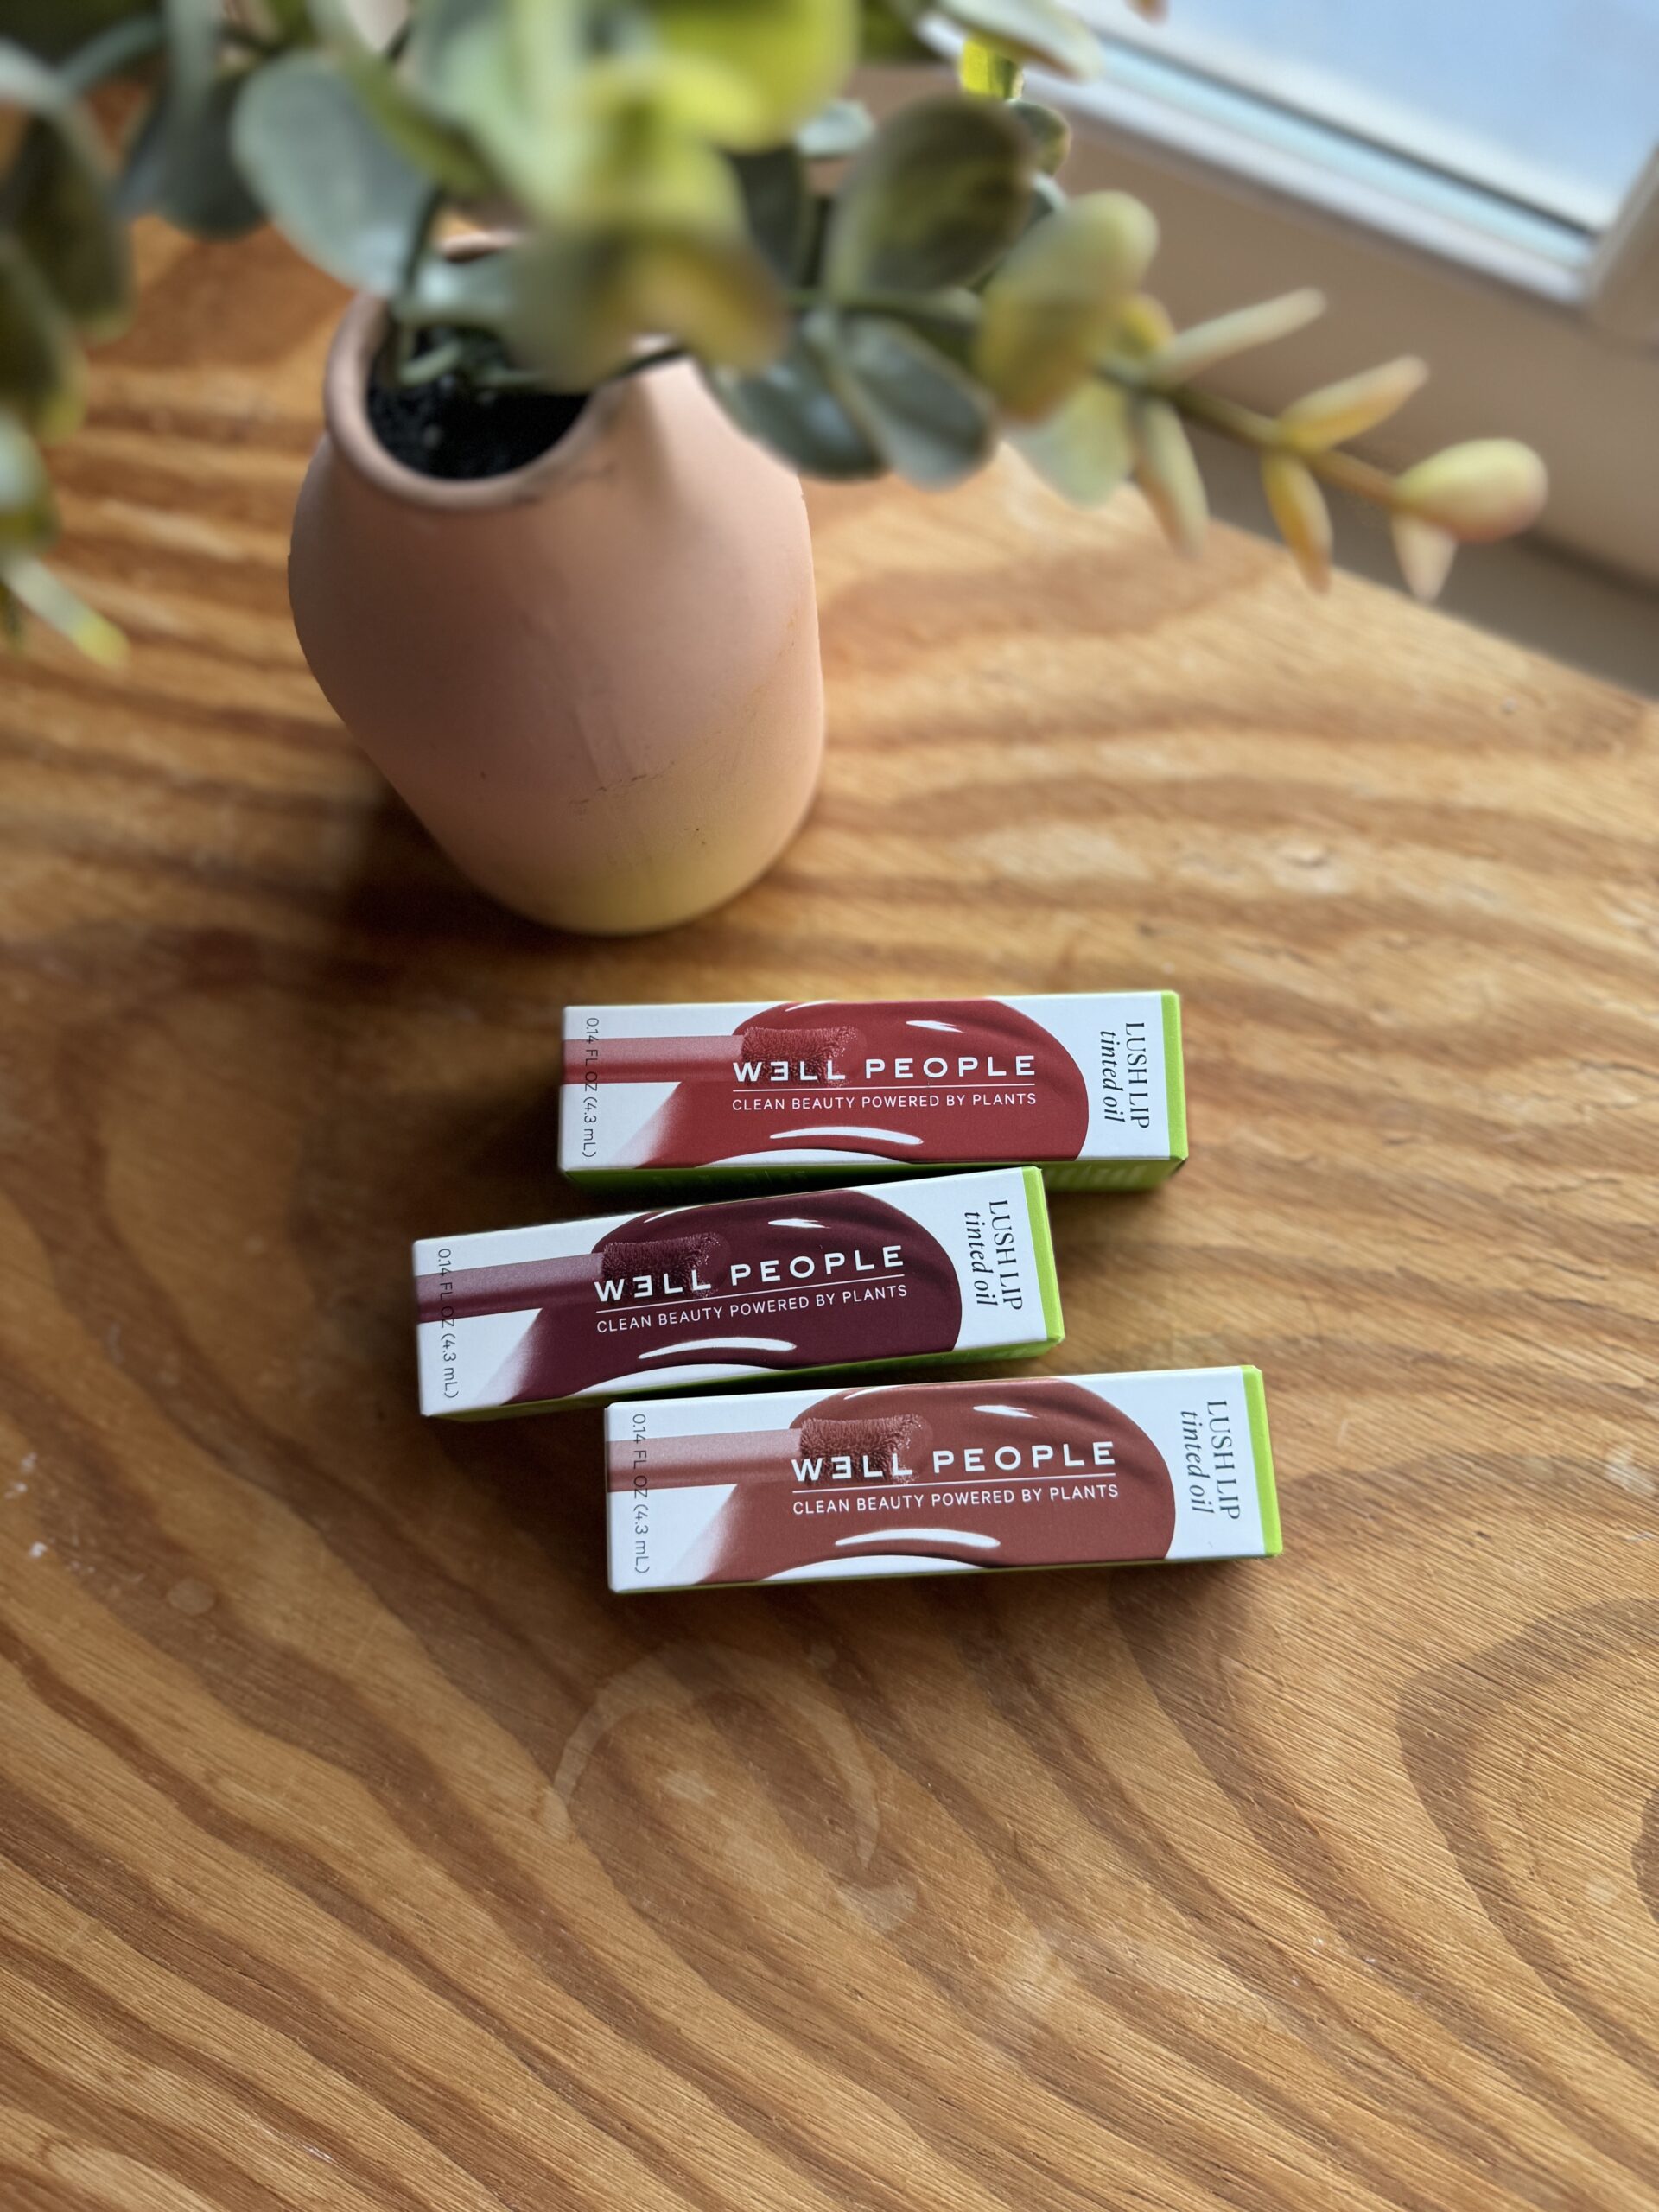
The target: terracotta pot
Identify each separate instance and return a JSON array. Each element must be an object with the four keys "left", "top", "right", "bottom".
[{"left": 289, "top": 291, "right": 823, "bottom": 934}]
